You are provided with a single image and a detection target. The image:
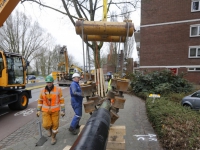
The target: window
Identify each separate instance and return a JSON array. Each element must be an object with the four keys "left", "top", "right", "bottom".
[
  {"left": 189, "top": 46, "right": 200, "bottom": 58},
  {"left": 188, "top": 68, "right": 200, "bottom": 71},
  {"left": 190, "top": 25, "right": 200, "bottom": 37},
  {"left": 191, "top": 1, "right": 200, "bottom": 12},
  {"left": 191, "top": 91, "right": 200, "bottom": 98}
]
